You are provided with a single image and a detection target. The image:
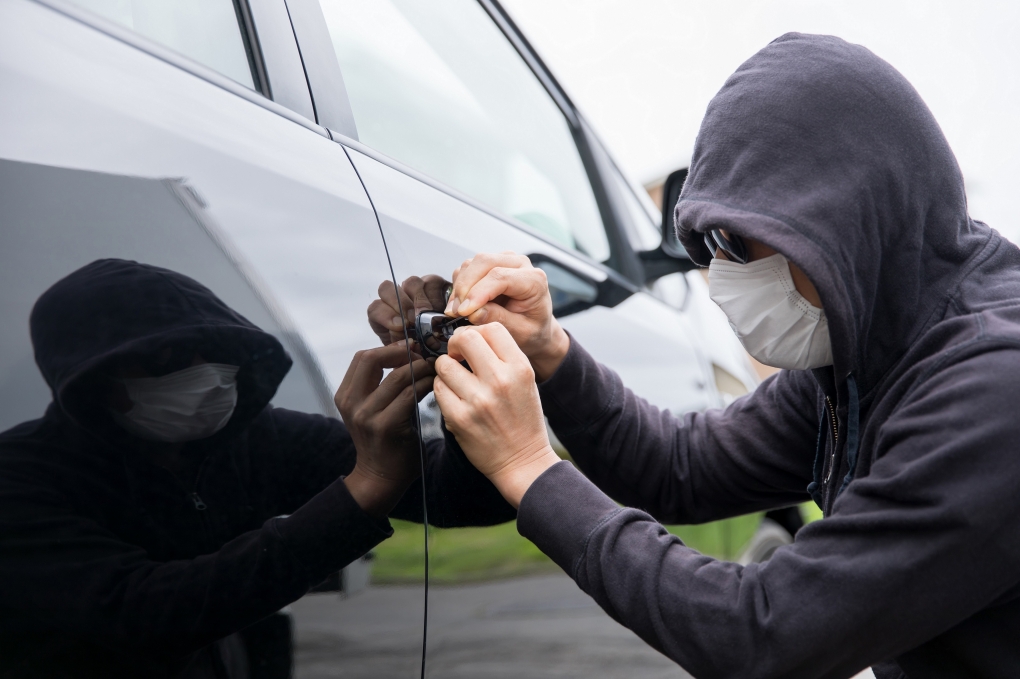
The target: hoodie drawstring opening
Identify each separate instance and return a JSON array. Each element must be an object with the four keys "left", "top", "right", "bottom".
[
  {"left": 836, "top": 374, "right": 860, "bottom": 498},
  {"left": 806, "top": 408, "right": 827, "bottom": 508}
]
